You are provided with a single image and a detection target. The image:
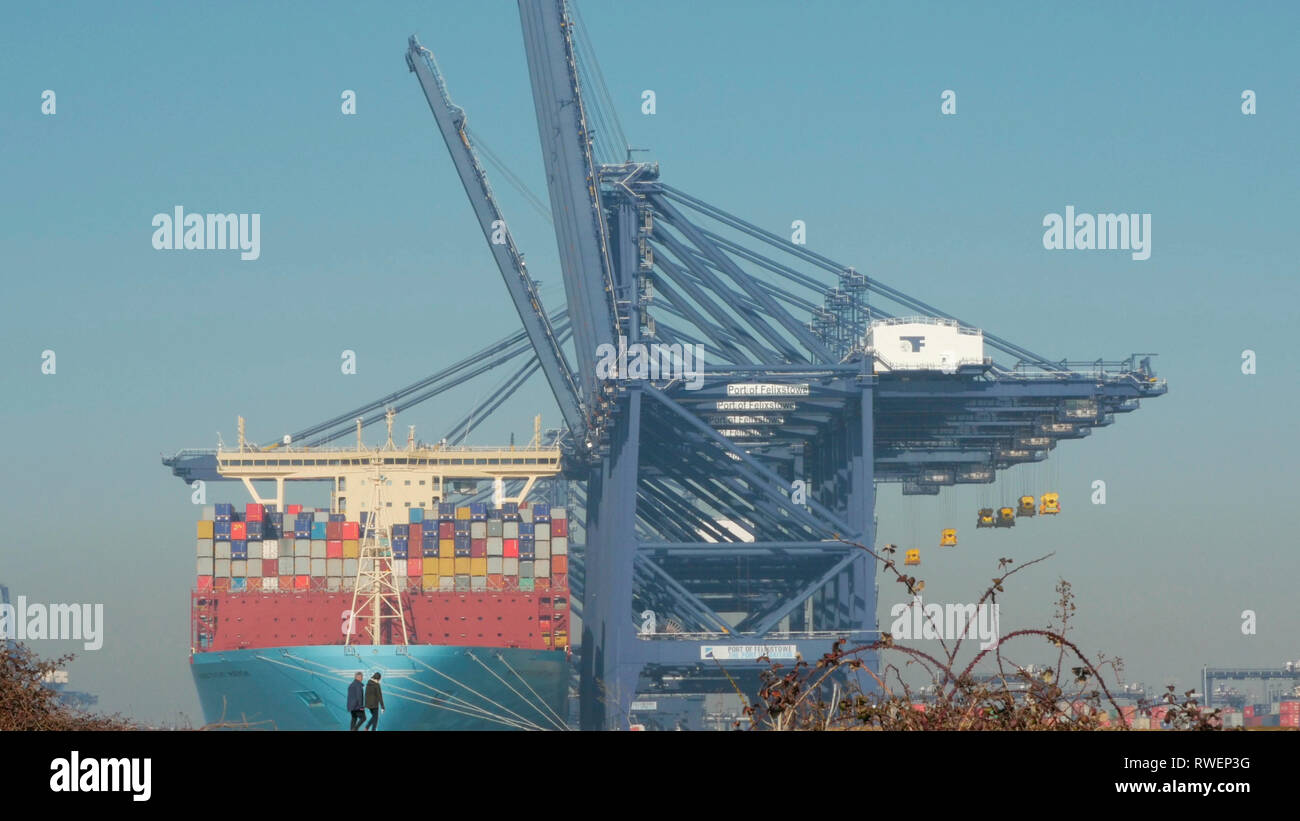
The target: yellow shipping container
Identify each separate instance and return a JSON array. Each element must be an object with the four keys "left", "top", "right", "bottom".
[
  {"left": 439, "top": 539, "right": 454, "bottom": 559},
  {"left": 455, "top": 557, "right": 472, "bottom": 575},
  {"left": 423, "top": 574, "right": 438, "bottom": 588},
  {"left": 197, "top": 520, "right": 214, "bottom": 539},
  {"left": 469, "top": 558, "right": 487, "bottom": 577},
  {"left": 455, "top": 506, "right": 471, "bottom": 520},
  {"left": 439, "top": 558, "right": 456, "bottom": 577},
  {"left": 343, "top": 539, "right": 360, "bottom": 558}
]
